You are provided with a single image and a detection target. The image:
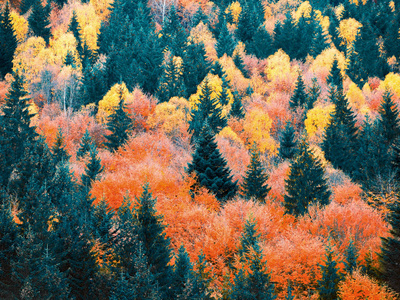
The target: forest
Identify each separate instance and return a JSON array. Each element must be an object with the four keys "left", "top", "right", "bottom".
[{"left": 0, "top": 0, "right": 400, "bottom": 298}]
